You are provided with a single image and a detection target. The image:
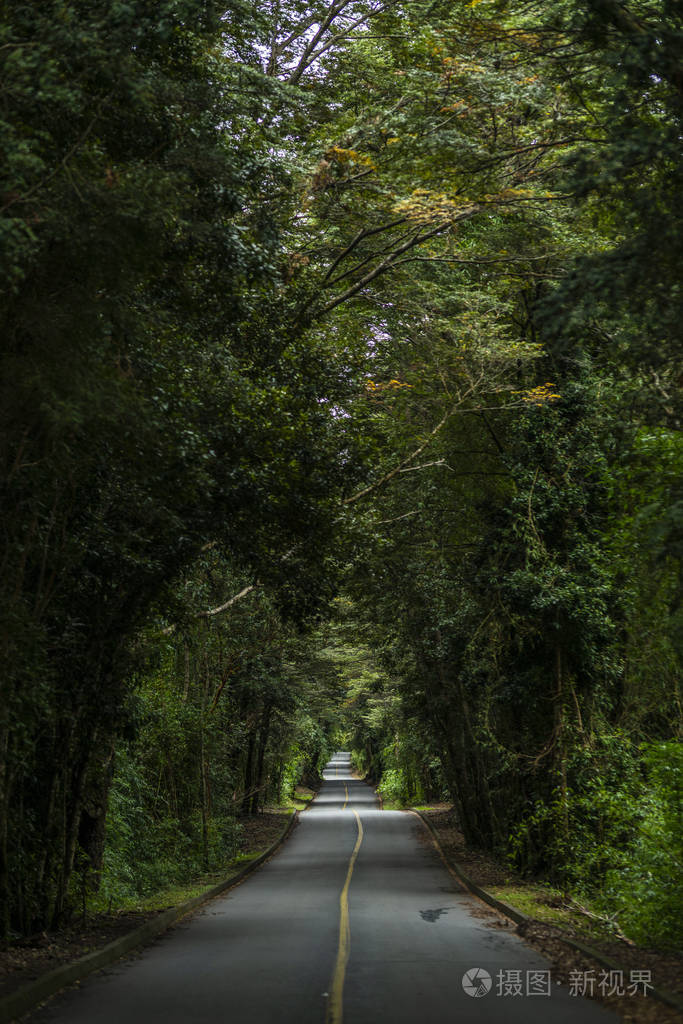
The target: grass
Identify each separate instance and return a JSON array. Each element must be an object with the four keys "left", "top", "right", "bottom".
[
  {"left": 483, "top": 883, "right": 624, "bottom": 945},
  {"left": 287, "top": 786, "right": 316, "bottom": 811},
  {"left": 413, "top": 803, "right": 628, "bottom": 948},
  {"left": 117, "top": 847, "right": 272, "bottom": 913},
  {"left": 92, "top": 806, "right": 299, "bottom": 916},
  {"left": 379, "top": 799, "right": 431, "bottom": 811},
  {"left": 91, "top": 788, "right": 314, "bottom": 919}
]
